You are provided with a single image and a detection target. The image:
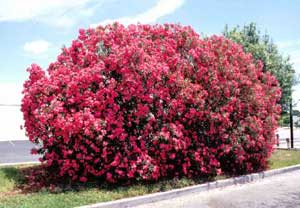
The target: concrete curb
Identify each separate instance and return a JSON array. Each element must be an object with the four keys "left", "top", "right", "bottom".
[
  {"left": 78, "top": 165, "right": 300, "bottom": 208},
  {"left": 0, "top": 161, "right": 40, "bottom": 167}
]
